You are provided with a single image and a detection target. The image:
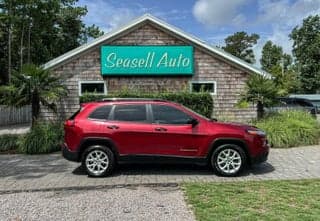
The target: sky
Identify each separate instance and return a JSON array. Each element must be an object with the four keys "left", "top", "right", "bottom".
[{"left": 77, "top": 0, "right": 320, "bottom": 68}]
